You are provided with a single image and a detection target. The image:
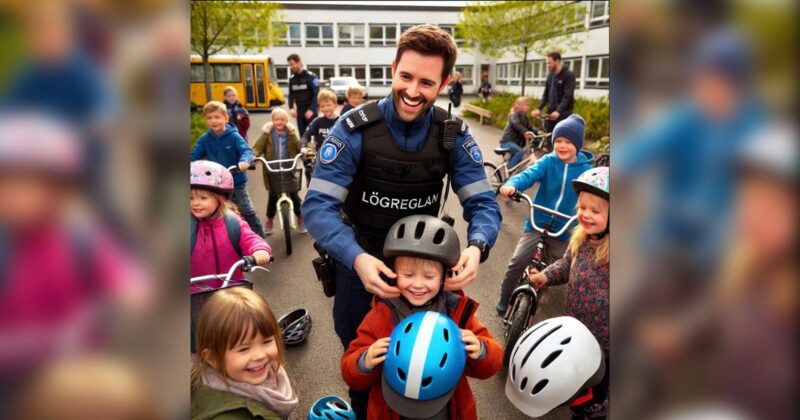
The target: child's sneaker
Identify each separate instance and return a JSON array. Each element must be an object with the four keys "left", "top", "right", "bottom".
[
  {"left": 264, "top": 218, "right": 274, "bottom": 236},
  {"left": 297, "top": 216, "right": 308, "bottom": 234}
]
